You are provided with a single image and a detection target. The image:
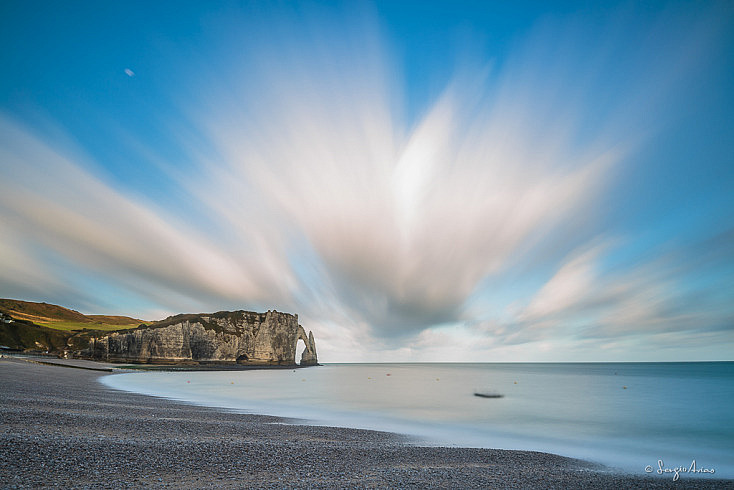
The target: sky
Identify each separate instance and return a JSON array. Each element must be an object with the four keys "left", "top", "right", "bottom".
[{"left": 1, "top": 1, "right": 733, "bottom": 362}]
